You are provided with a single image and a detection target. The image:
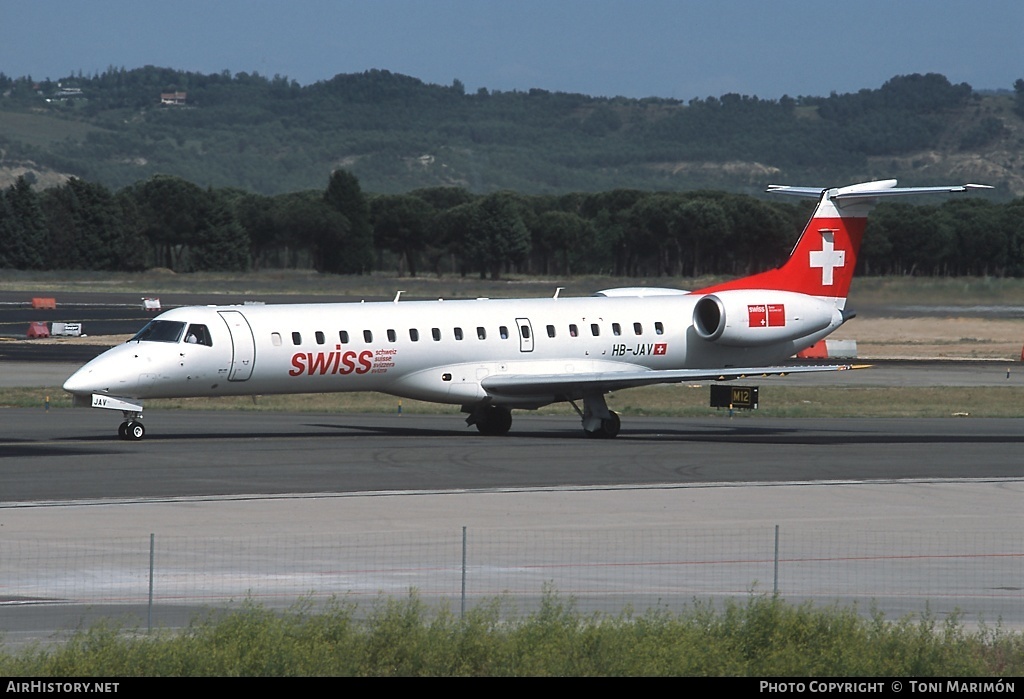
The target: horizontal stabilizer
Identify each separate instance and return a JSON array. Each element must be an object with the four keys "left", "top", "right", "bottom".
[
  {"left": 767, "top": 180, "right": 993, "bottom": 200},
  {"left": 765, "top": 185, "right": 826, "bottom": 198},
  {"left": 833, "top": 183, "right": 993, "bottom": 199}
]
